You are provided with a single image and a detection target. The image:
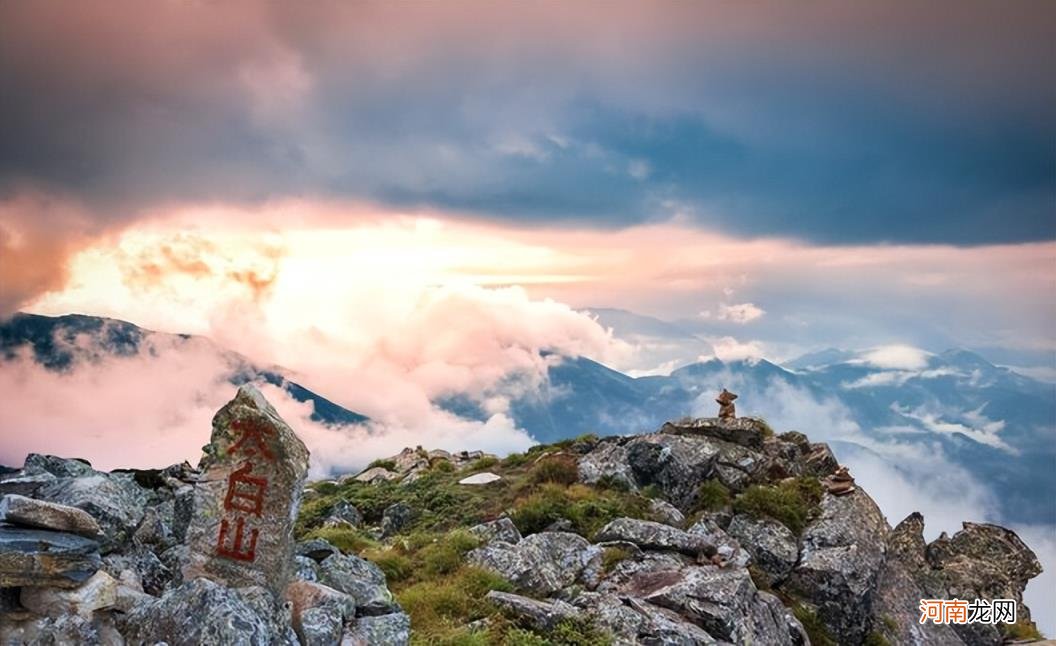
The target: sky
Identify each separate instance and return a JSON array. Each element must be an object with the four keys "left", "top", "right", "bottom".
[{"left": 0, "top": 1, "right": 1055, "bottom": 630}]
